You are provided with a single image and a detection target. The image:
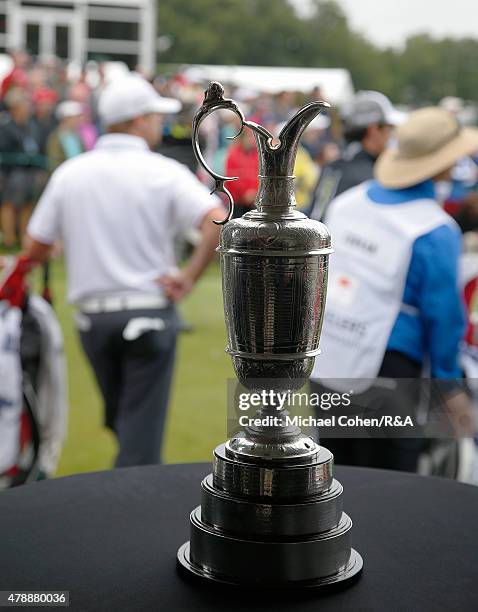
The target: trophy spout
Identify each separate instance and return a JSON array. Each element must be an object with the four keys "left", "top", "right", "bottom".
[
  {"left": 245, "top": 101, "right": 330, "bottom": 215},
  {"left": 242, "top": 101, "right": 330, "bottom": 181},
  {"left": 275, "top": 101, "right": 330, "bottom": 176}
]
